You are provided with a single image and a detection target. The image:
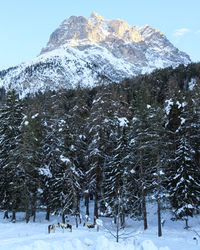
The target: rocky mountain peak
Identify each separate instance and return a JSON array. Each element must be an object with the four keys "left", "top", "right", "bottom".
[
  {"left": 40, "top": 13, "right": 146, "bottom": 54},
  {"left": 0, "top": 13, "right": 191, "bottom": 97},
  {"left": 89, "top": 12, "right": 105, "bottom": 22}
]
